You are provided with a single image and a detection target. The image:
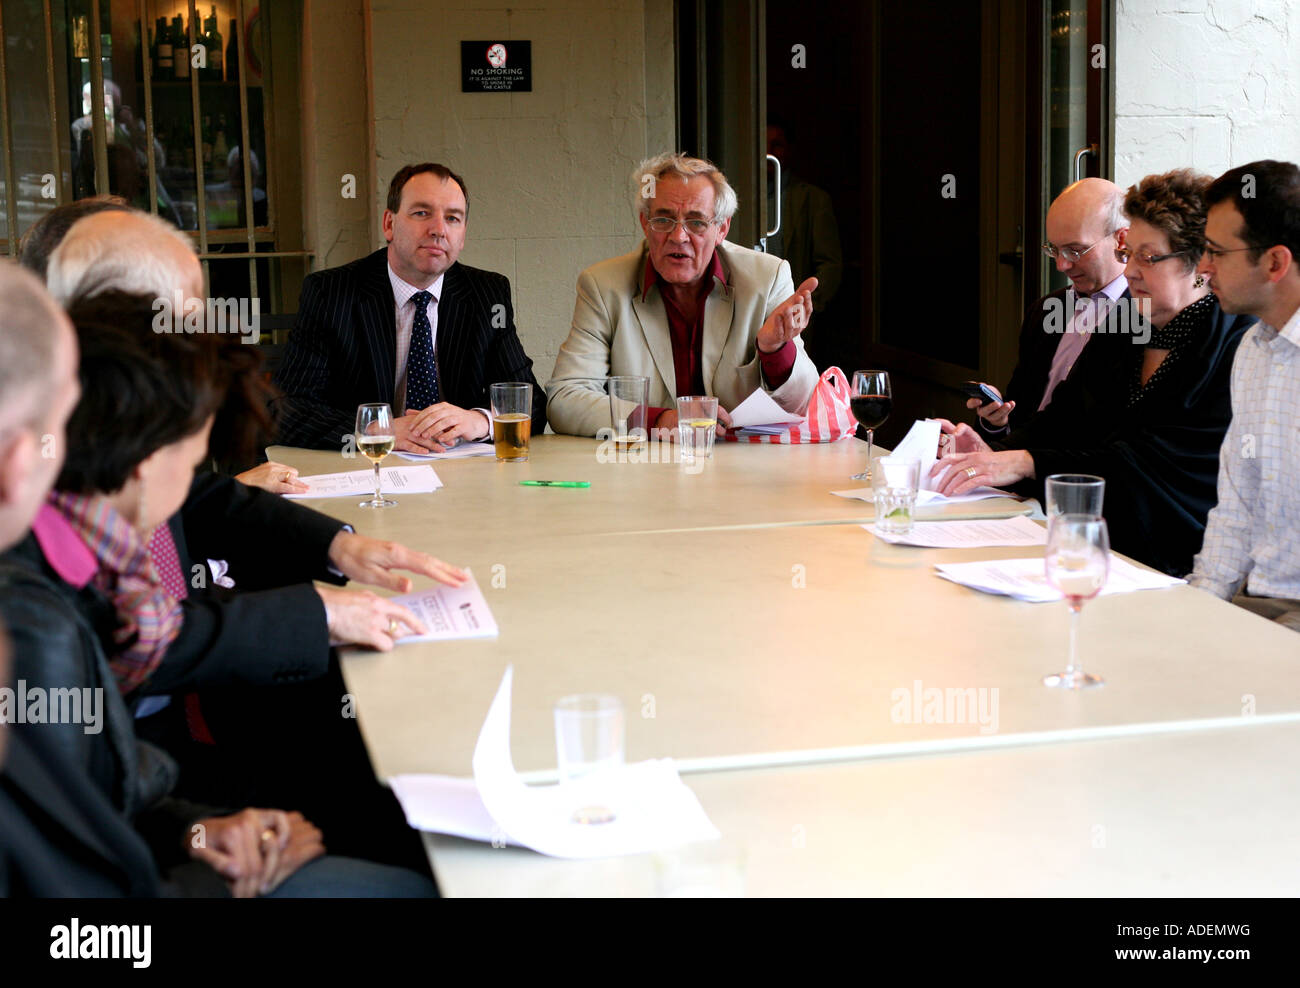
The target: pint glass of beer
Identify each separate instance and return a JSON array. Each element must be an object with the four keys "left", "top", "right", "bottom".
[{"left": 490, "top": 382, "right": 532, "bottom": 462}]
